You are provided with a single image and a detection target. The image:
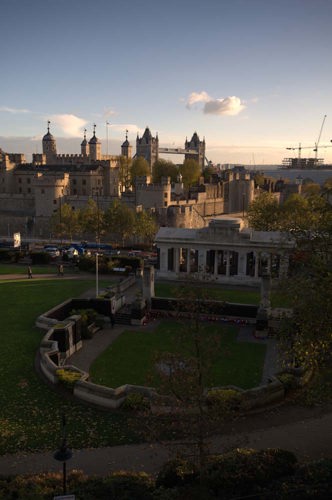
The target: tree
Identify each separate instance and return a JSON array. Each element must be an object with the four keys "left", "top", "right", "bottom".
[
  {"left": 144, "top": 281, "right": 240, "bottom": 493},
  {"left": 152, "top": 159, "right": 178, "bottom": 183},
  {"left": 130, "top": 157, "right": 150, "bottom": 185},
  {"left": 118, "top": 155, "right": 132, "bottom": 191},
  {"left": 134, "top": 210, "right": 158, "bottom": 246},
  {"left": 247, "top": 188, "right": 332, "bottom": 371},
  {"left": 79, "top": 198, "right": 104, "bottom": 241},
  {"left": 104, "top": 199, "right": 136, "bottom": 246},
  {"left": 247, "top": 191, "right": 281, "bottom": 230},
  {"left": 179, "top": 159, "right": 201, "bottom": 189},
  {"left": 202, "top": 165, "right": 215, "bottom": 183},
  {"left": 50, "top": 203, "right": 81, "bottom": 241}
]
